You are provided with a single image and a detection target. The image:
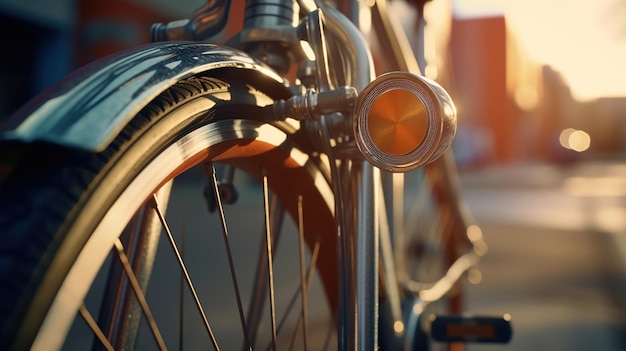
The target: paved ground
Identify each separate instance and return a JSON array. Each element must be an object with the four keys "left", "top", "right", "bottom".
[{"left": 459, "top": 160, "right": 626, "bottom": 350}]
